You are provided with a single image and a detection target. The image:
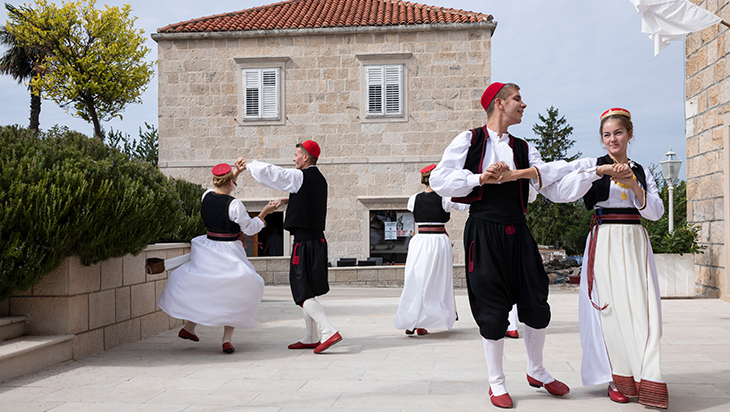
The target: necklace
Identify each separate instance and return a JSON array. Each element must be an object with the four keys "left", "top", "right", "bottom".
[{"left": 608, "top": 154, "right": 636, "bottom": 200}]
